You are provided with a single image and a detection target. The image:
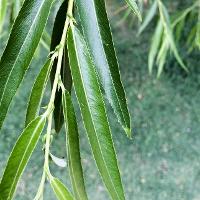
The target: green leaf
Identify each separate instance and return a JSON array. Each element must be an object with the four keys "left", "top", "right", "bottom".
[
  {"left": 50, "top": 0, "right": 72, "bottom": 133},
  {"left": 138, "top": 0, "right": 157, "bottom": 35},
  {"left": 0, "top": 116, "right": 46, "bottom": 200},
  {"left": 50, "top": 177, "right": 74, "bottom": 200},
  {"left": 174, "top": 19, "right": 185, "bottom": 43},
  {"left": 67, "top": 26, "right": 125, "bottom": 200},
  {"left": 0, "top": 0, "right": 7, "bottom": 33},
  {"left": 25, "top": 59, "right": 53, "bottom": 126},
  {"left": 76, "top": 0, "right": 131, "bottom": 137},
  {"left": 148, "top": 19, "right": 163, "bottom": 74},
  {"left": 156, "top": 37, "right": 169, "bottom": 78},
  {"left": 62, "top": 91, "right": 88, "bottom": 200},
  {"left": 172, "top": 3, "right": 196, "bottom": 27},
  {"left": 0, "top": 0, "right": 54, "bottom": 130},
  {"left": 158, "top": 1, "right": 188, "bottom": 72},
  {"left": 124, "top": 0, "right": 142, "bottom": 21}
]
